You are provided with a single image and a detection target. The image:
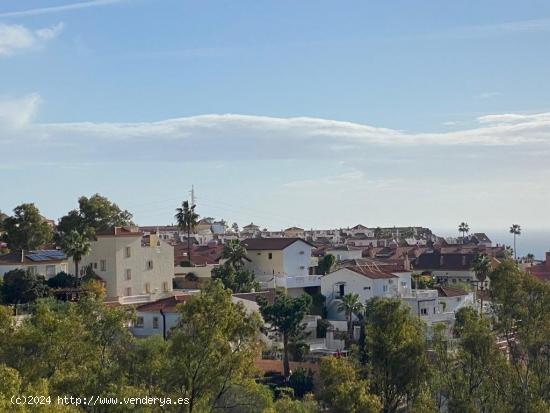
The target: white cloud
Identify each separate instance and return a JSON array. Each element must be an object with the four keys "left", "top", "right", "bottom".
[
  {"left": 0, "top": 23, "right": 64, "bottom": 56},
  {"left": 1, "top": 94, "right": 550, "bottom": 162},
  {"left": 0, "top": 0, "right": 126, "bottom": 18},
  {"left": 477, "top": 92, "right": 502, "bottom": 99},
  {"left": 0, "top": 94, "right": 41, "bottom": 128},
  {"left": 283, "top": 171, "right": 365, "bottom": 189}
]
